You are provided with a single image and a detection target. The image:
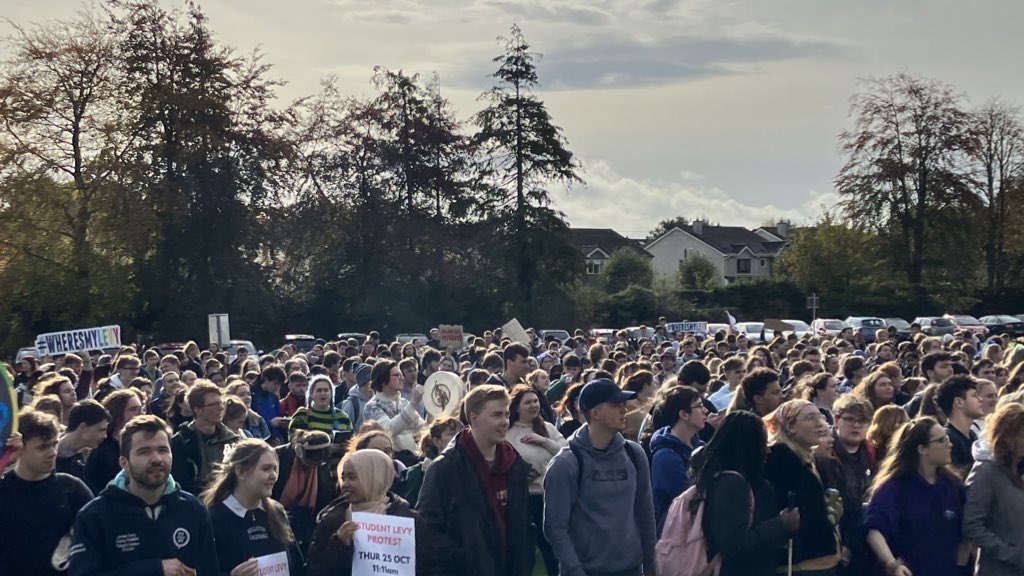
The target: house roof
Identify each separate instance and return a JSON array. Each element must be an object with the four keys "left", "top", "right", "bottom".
[
  {"left": 647, "top": 224, "right": 787, "bottom": 256},
  {"left": 568, "top": 228, "right": 652, "bottom": 258}
]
